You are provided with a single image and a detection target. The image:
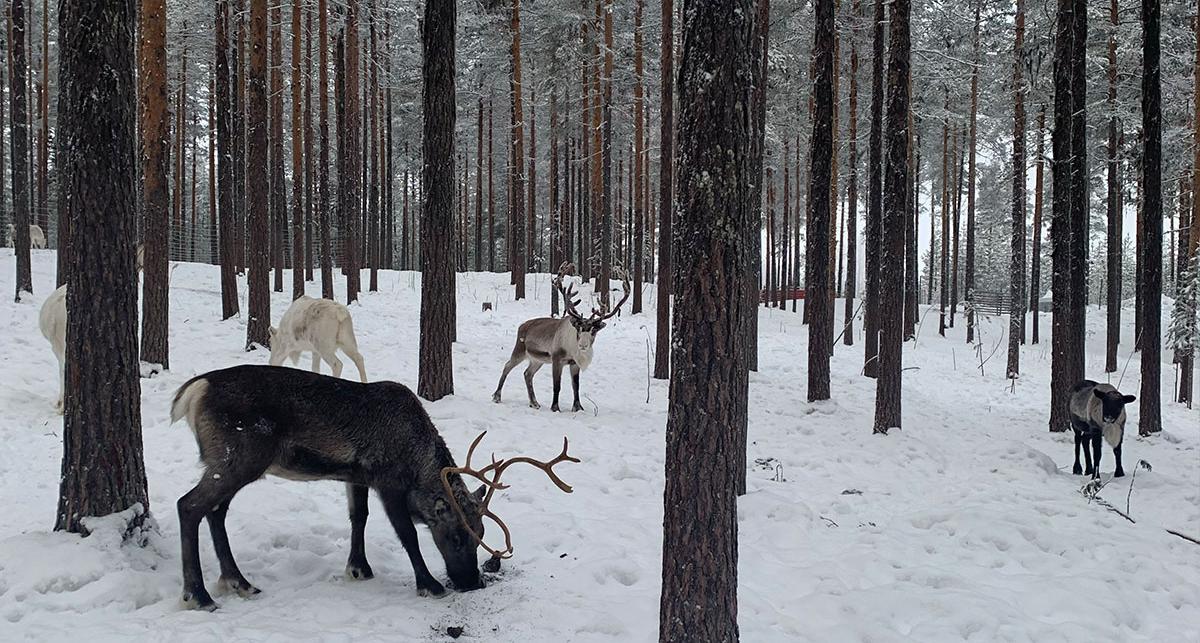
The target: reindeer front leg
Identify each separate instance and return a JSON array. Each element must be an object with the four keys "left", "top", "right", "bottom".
[
  {"left": 570, "top": 363, "right": 583, "bottom": 412},
  {"left": 524, "top": 362, "right": 544, "bottom": 409},
  {"left": 551, "top": 358, "right": 564, "bottom": 412}
]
